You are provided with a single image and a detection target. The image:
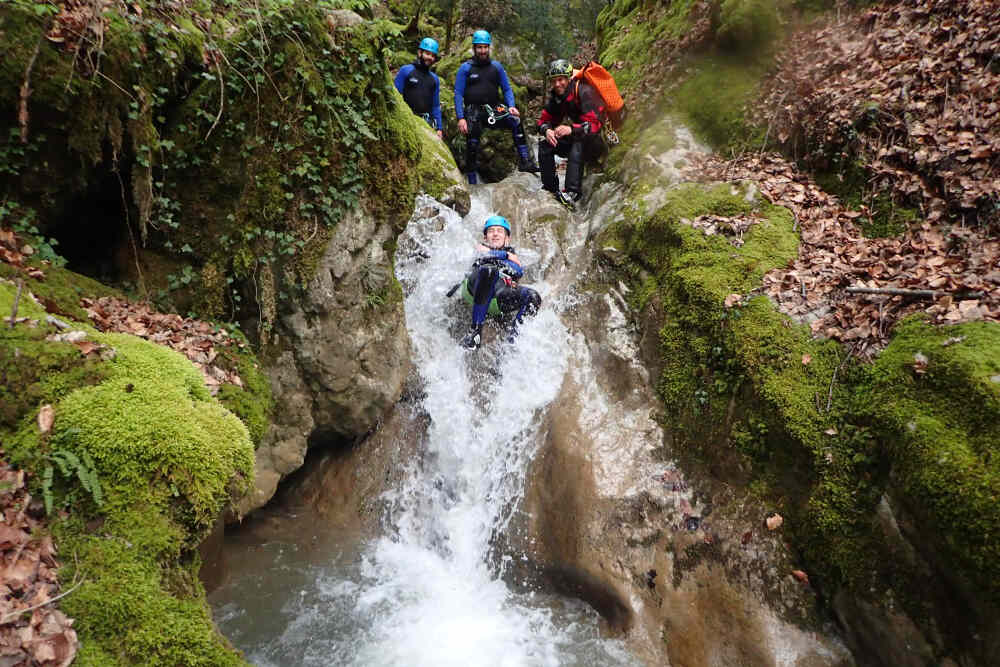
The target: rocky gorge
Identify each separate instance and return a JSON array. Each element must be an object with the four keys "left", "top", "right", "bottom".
[{"left": 2, "top": 0, "right": 998, "bottom": 665}]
